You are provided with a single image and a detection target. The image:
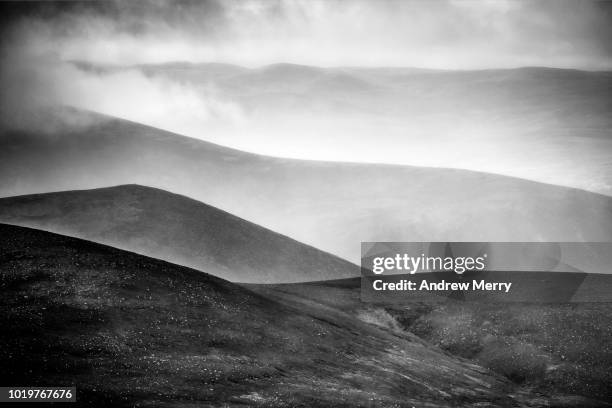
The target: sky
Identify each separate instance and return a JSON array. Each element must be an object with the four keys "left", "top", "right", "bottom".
[
  {"left": 1, "top": 0, "right": 612, "bottom": 195},
  {"left": 1, "top": 0, "right": 612, "bottom": 69}
]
